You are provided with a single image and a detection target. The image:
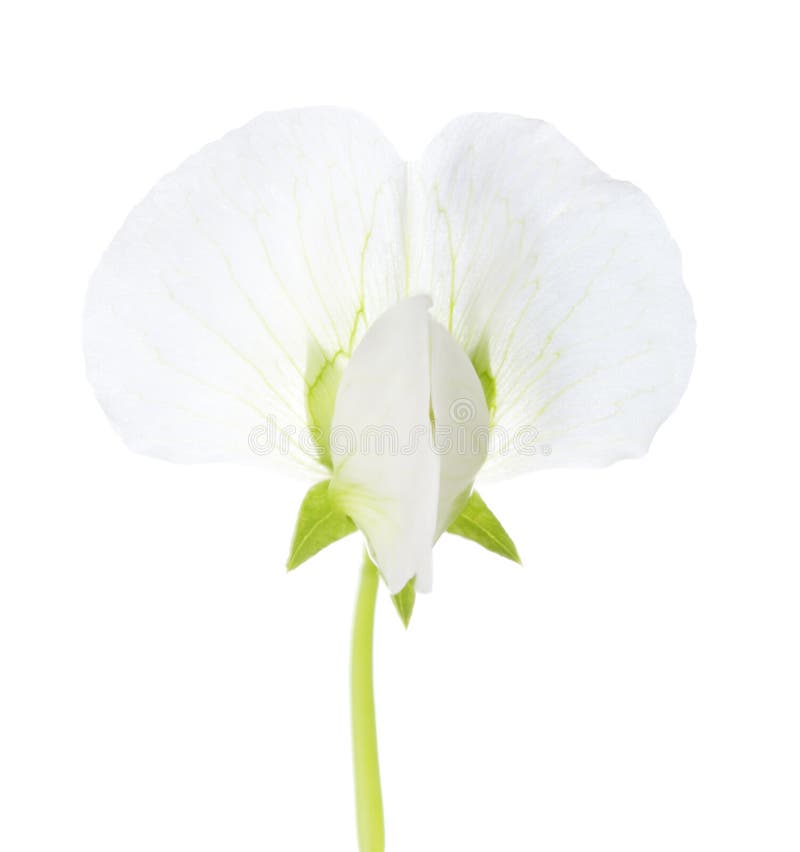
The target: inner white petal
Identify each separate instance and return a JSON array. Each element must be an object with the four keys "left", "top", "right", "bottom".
[
  {"left": 329, "top": 296, "right": 439, "bottom": 594},
  {"left": 429, "top": 322, "right": 490, "bottom": 541},
  {"left": 329, "top": 295, "right": 488, "bottom": 594}
]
